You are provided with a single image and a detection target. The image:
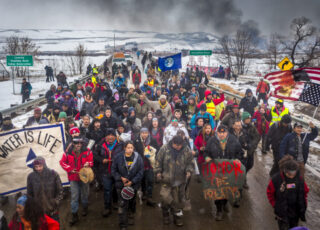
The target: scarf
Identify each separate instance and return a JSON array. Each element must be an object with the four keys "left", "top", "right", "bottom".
[
  {"left": 107, "top": 140, "right": 117, "bottom": 151},
  {"left": 159, "top": 100, "right": 168, "bottom": 109}
]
